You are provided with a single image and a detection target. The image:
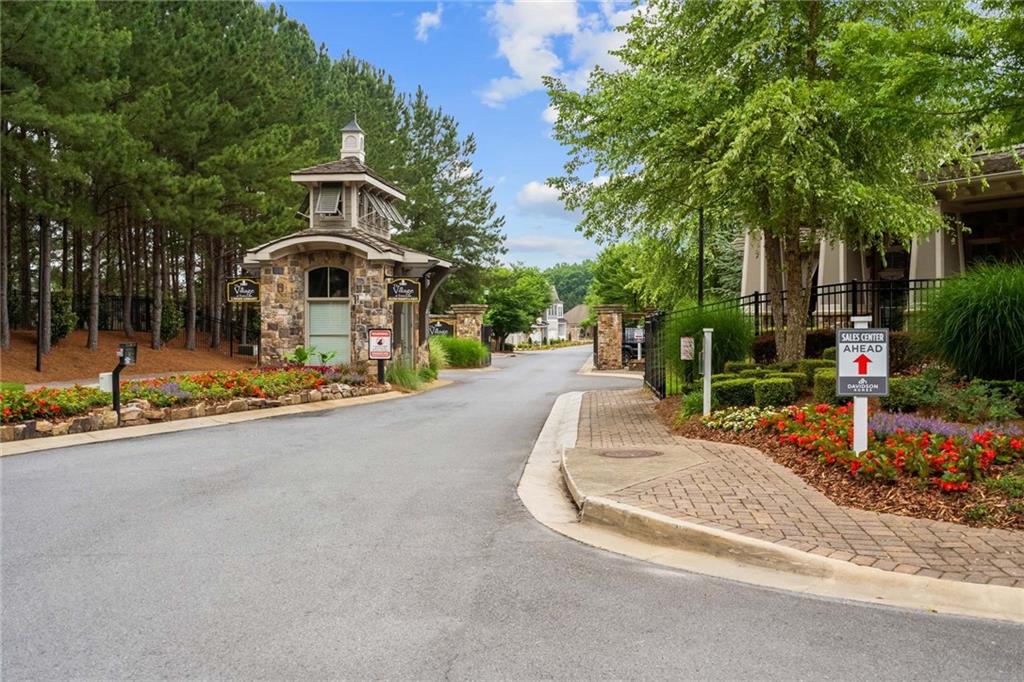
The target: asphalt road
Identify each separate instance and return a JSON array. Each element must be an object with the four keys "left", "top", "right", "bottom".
[{"left": 3, "top": 346, "right": 1022, "bottom": 680}]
